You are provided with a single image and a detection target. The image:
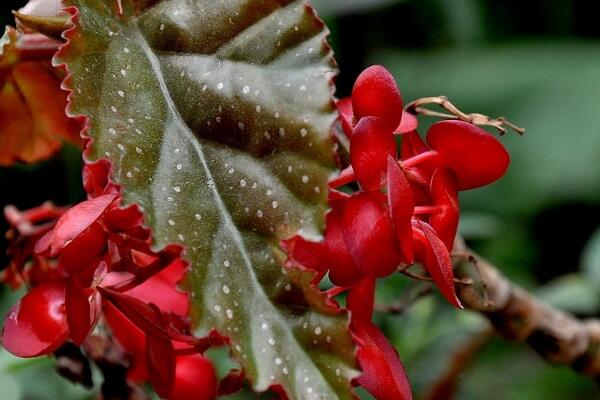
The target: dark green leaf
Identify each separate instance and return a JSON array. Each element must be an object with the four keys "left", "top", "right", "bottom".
[{"left": 57, "top": 1, "right": 358, "bottom": 398}]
